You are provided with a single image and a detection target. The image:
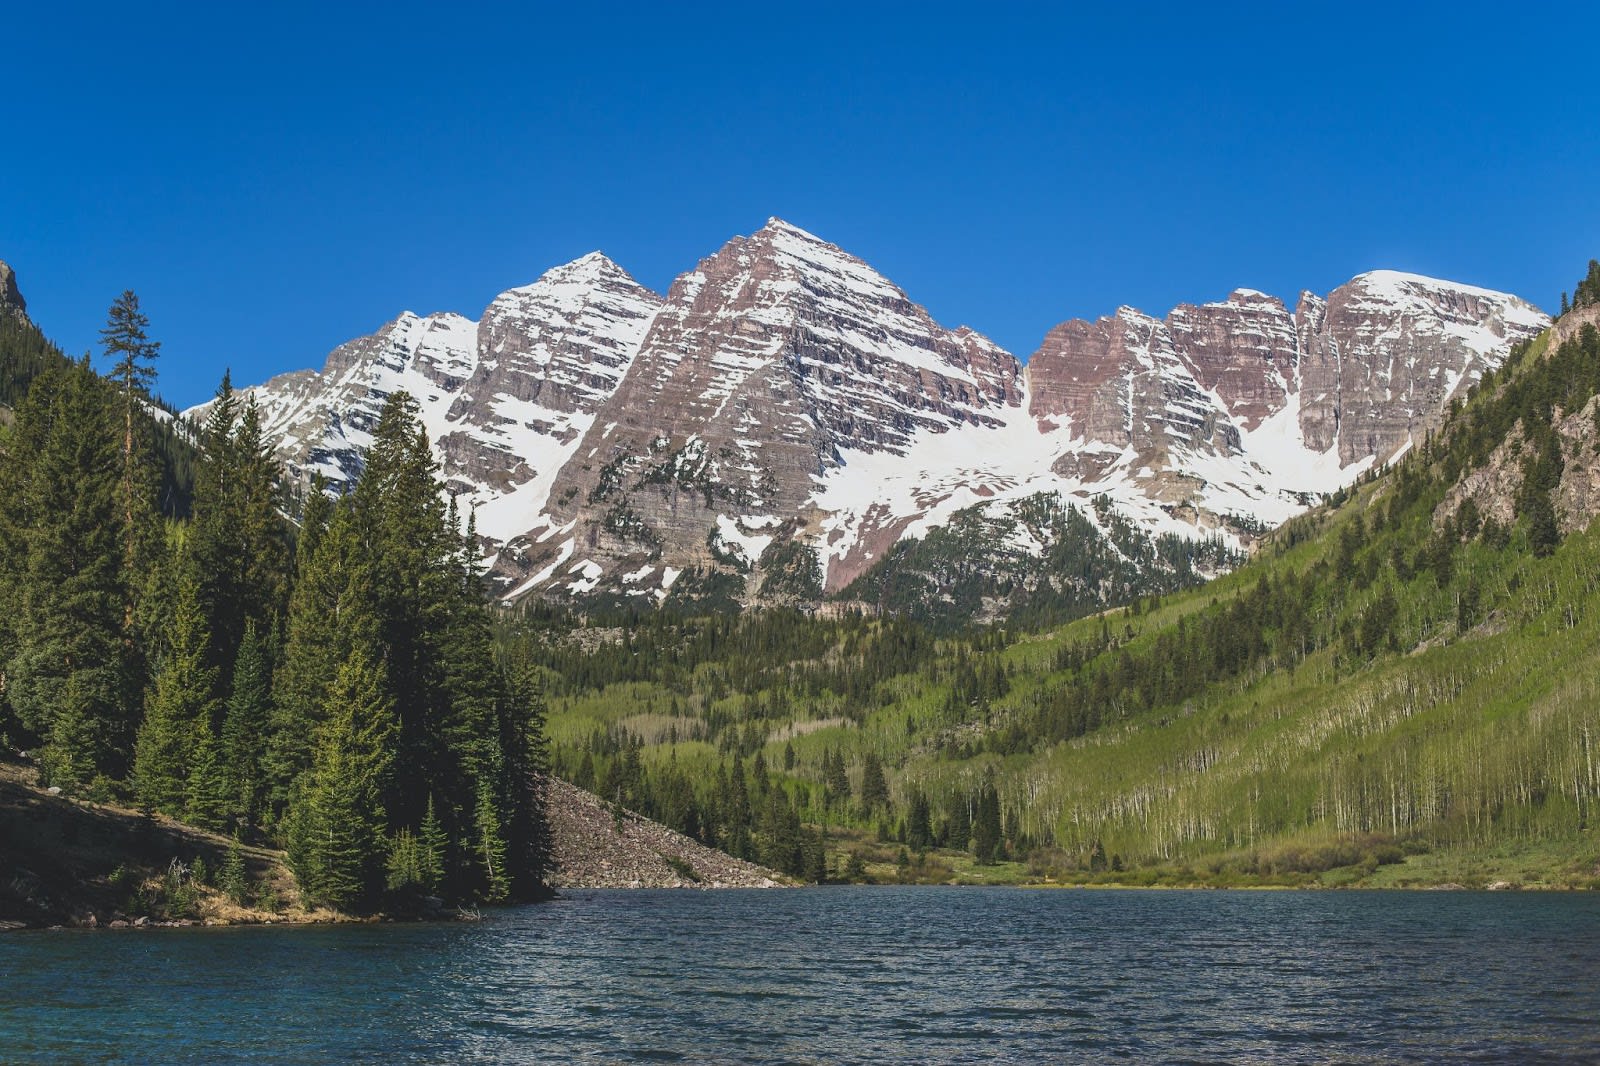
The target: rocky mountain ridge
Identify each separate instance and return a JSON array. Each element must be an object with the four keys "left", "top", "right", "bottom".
[{"left": 186, "top": 221, "right": 1547, "bottom": 611}]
